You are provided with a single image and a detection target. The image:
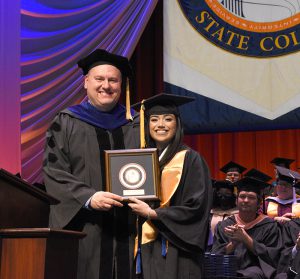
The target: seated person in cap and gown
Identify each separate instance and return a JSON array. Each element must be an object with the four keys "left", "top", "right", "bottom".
[
  {"left": 208, "top": 168, "right": 269, "bottom": 248},
  {"left": 264, "top": 158, "right": 300, "bottom": 223},
  {"left": 43, "top": 49, "right": 140, "bottom": 279},
  {"left": 220, "top": 161, "right": 247, "bottom": 183},
  {"left": 211, "top": 177, "right": 283, "bottom": 279},
  {"left": 272, "top": 168, "right": 300, "bottom": 278},
  {"left": 210, "top": 180, "right": 238, "bottom": 240},
  {"left": 206, "top": 162, "right": 247, "bottom": 248},
  {"left": 243, "top": 168, "right": 272, "bottom": 215},
  {"left": 128, "top": 93, "right": 213, "bottom": 279}
]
